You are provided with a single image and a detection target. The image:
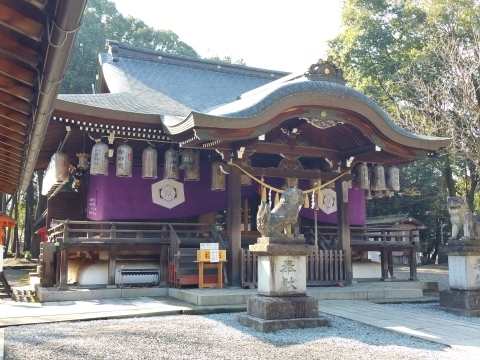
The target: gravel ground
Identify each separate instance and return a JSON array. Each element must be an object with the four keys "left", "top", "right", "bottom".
[
  {"left": 4, "top": 311, "right": 477, "bottom": 360},
  {"left": 5, "top": 264, "right": 476, "bottom": 360}
]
